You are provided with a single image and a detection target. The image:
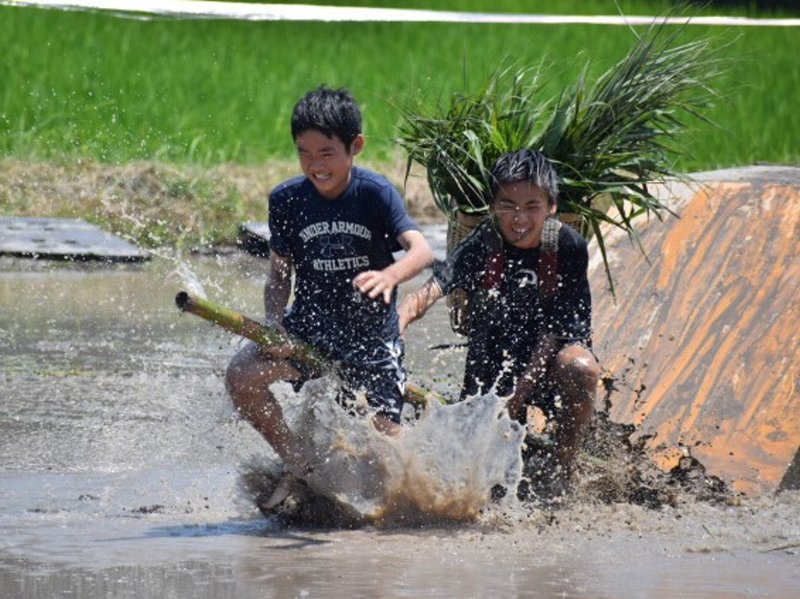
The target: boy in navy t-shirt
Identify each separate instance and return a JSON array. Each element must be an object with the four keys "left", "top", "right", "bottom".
[
  {"left": 226, "top": 86, "right": 433, "bottom": 471},
  {"left": 398, "top": 149, "right": 599, "bottom": 491}
]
